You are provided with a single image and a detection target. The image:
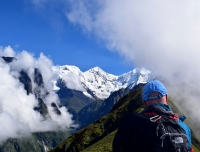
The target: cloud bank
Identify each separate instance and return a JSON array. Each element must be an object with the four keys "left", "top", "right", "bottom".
[
  {"left": 64, "top": 0, "right": 200, "bottom": 134},
  {"left": 30, "top": 0, "right": 200, "bottom": 134},
  {"left": 0, "top": 46, "right": 75, "bottom": 143}
]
